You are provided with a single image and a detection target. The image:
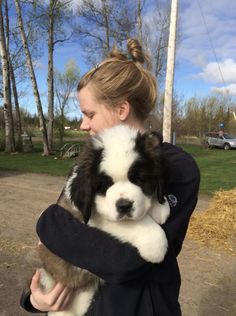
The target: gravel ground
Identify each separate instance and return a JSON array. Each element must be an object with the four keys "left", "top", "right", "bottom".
[{"left": 0, "top": 170, "right": 235, "bottom": 316}]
